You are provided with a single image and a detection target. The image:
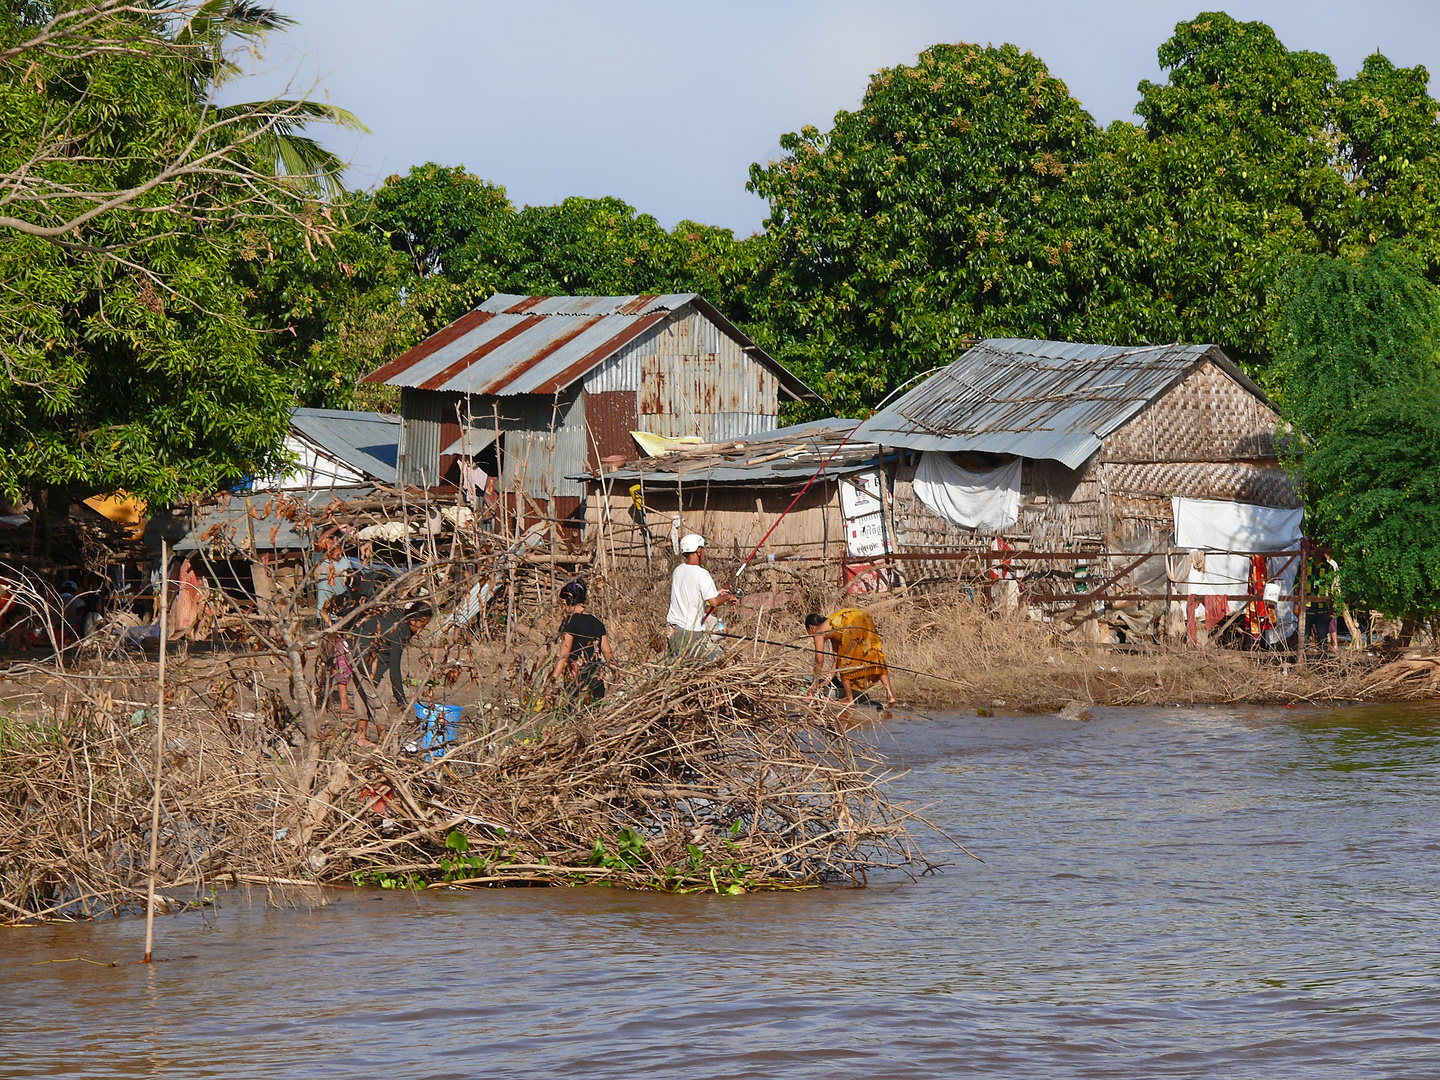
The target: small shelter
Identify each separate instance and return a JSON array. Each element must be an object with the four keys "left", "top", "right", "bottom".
[
  {"left": 853, "top": 338, "right": 1303, "bottom": 601},
  {"left": 258, "top": 407, "right": 400, "bottom": 490},
  {"left": 360, "top": 293, "right": 817, "bottom": 523},
  {"left": 584, "top": 419, "right": 889, "bottom": 568}
]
